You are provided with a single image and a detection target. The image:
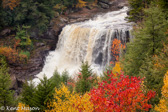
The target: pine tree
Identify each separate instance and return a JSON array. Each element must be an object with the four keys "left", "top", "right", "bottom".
[
  {"left": 122, "top": 5, "right": 168, "bottom": 77},
  {"left": 21, "top": 80, "right": 36, "bottom": 107},
  {"left": 50, "top": 70, "right": 69, "bottom": 88},
  {"left": 34, "top": 75, "right": 54, "bottom": 111},
  {"left": 159, "top": 0, "right": 168, "bottom": 11},
  {"left": 61, "top": 70, "right": 69, "bottom": 85},
  {"left": 0, "top": 1, "right": 14, "bottom": 30},
  {"left": 0, "top": 58, "right": 14, "bottom": 109},
  {"left": 14, "top": 0, "right": 55, "bottom": 34},
  {"left": 128, "top": 0, "right": 144, "bottom": 22},
  {"left": 140, "top": 43, "right": 168, "bottom": 104},
  {"left": 0, "top": 1, "right": 3, "bottom": 30},
  {"left": 50, "top": 70, "right": 63, "bottom": 89},
  {"left": 2, "top": 0, "right": 20, "bottom": 10},
  {"left": 75, "top": 62, "right": 95, "bottom": 94},
  {"left": 128, "top": 0, "right": 153, "bottom": 22},
  {"left": 138, "top": 57, "right": 162, "bottom": 104}
]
